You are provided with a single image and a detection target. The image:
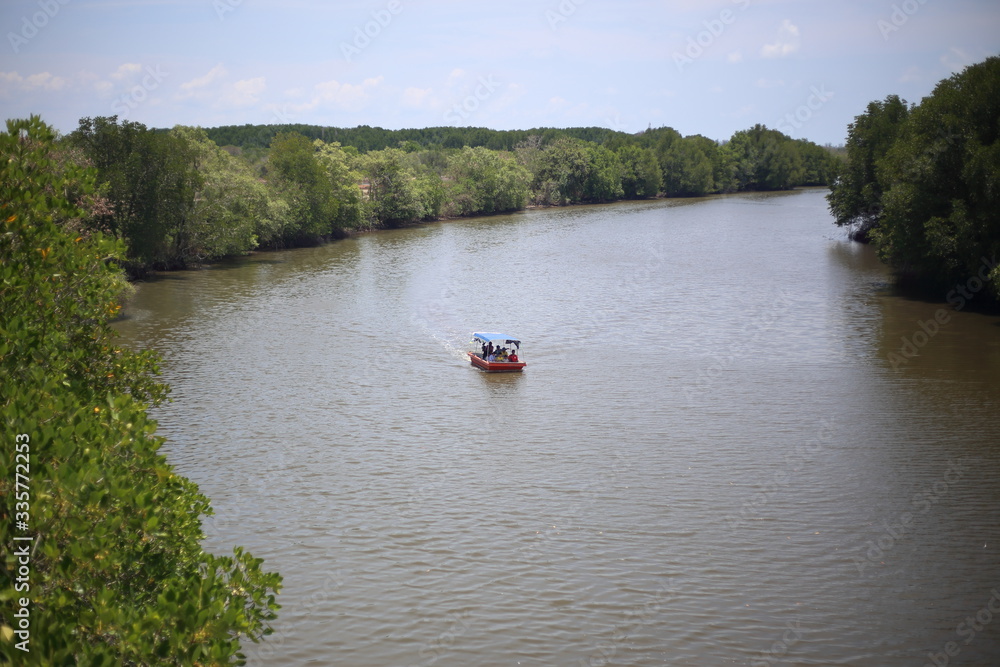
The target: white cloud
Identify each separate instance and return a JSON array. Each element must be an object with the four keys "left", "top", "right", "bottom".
[
  {"left": 179, "top": 64, "right": 228, "bottom": 93},
  {"left": 173, "top": 65, "right": 268, "bottom": 109},
  {"left": 760, "top": 20, "right": 800, "bottom": 58},
  {"left": 402, "top": 86, "right": 433, "bottom": 108},
  {"left": 0, "top": 71, "right": 68, "bottom": 92},
  {"left": 88, "top": 64, "right": 171, "bottom": 101},
  {"left": 294, "top": 76, "right": 384, "bottom": 114},
  {"left": 0, "top": 71, "right": 23, "bottom": 87},
  {"left": 110, "top": 63, "right": 142, "bottom": 80},
  {"left": 756, "top": 78, "right": 785, "bottom": 88},
  {"left": 26, "top": 72, "right": 68, "bottom": 90},
  {"left": 727, "top": 51, "right": 743, "bottom": 64},
  {"left": 222, "top": 77, "right": 266, "bottom": 107}
]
